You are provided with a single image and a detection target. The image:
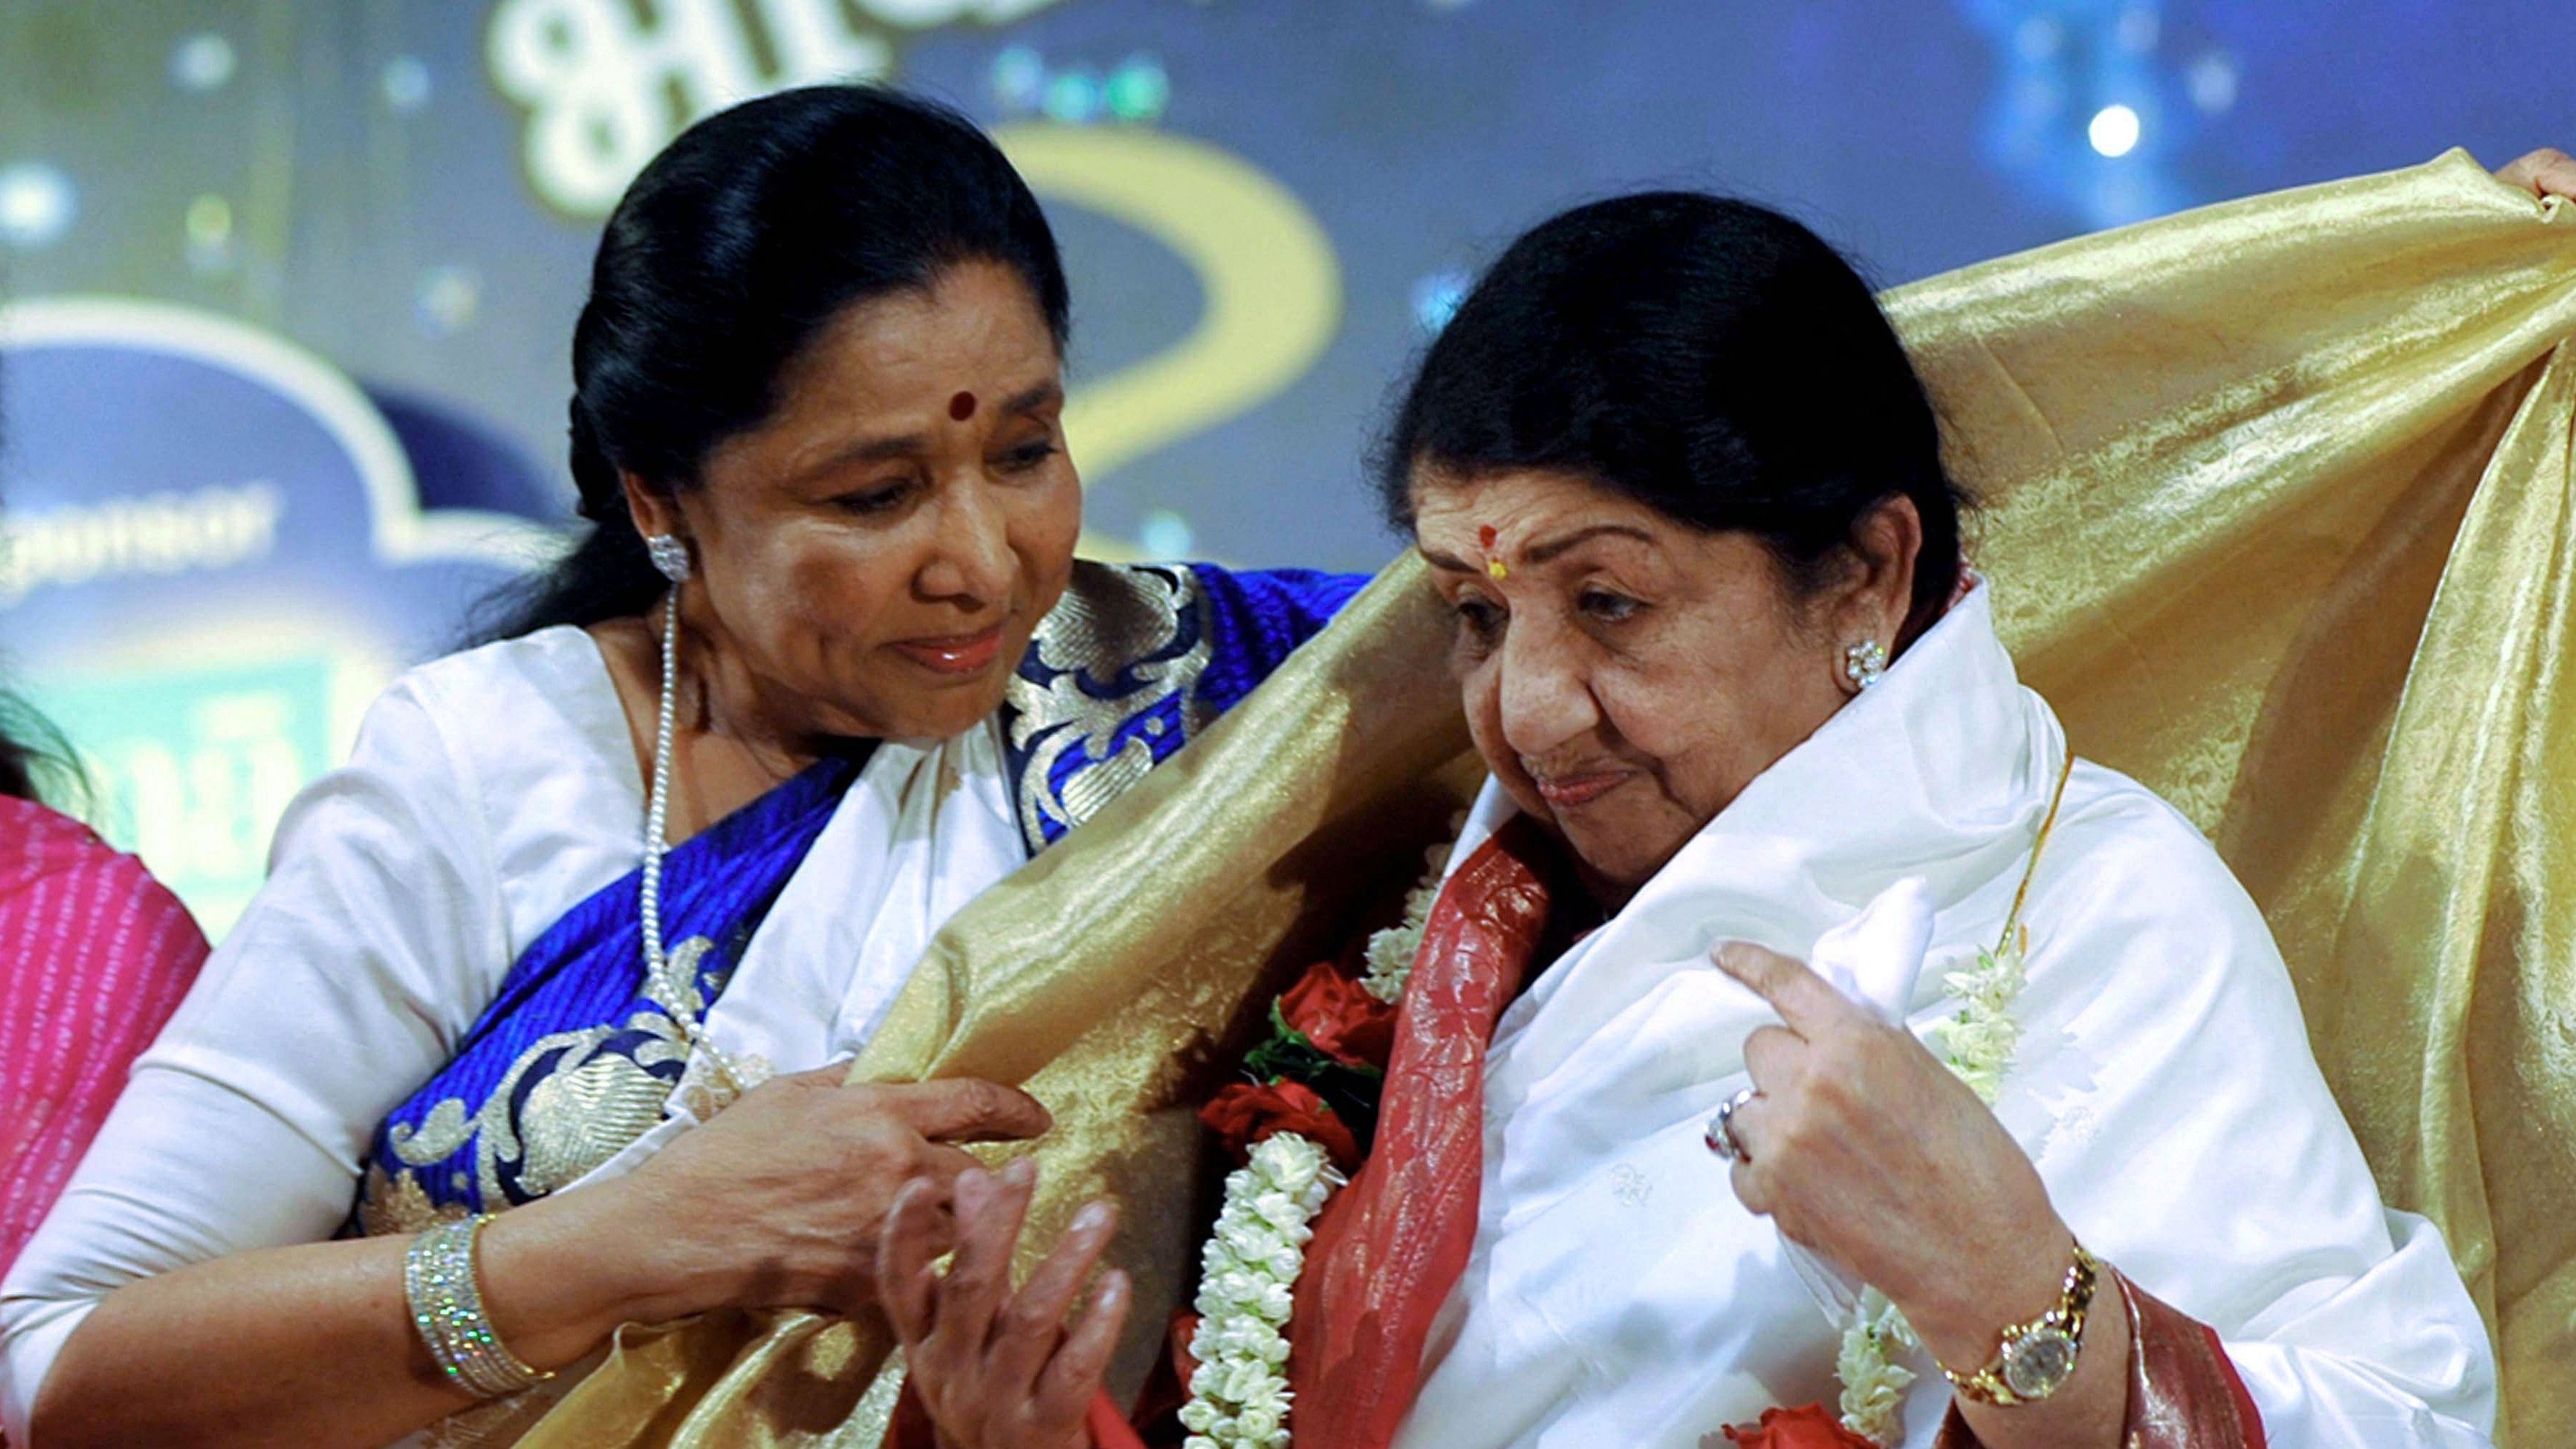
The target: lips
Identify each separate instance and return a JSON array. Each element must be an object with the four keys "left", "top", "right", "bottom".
[
  {"left": 892, "top": 623, "right": 1006, "bottom": 676},
  {"left": 1531, "top": 770, "right": 1634, "bottom": 809}
]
